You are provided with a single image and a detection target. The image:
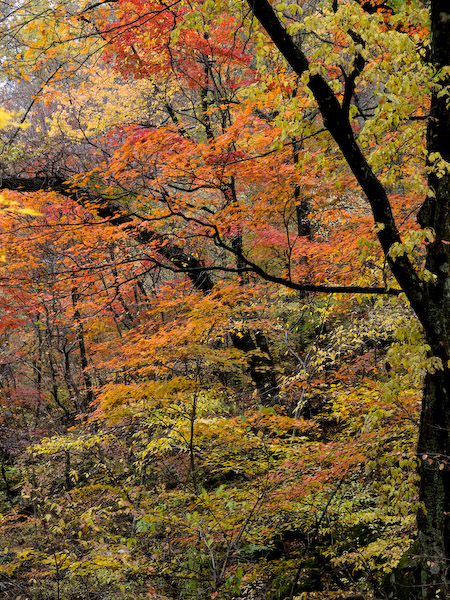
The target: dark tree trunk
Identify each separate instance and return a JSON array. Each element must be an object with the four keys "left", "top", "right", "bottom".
[
  {"left": 72, "top": 287, "right": 94, "bottom": 410},
  {"left": 414, "top": 3, "right": 450, "bottom": 597},
  {"left": 230, "top": 329, "right": 279, "bottom": 405},
  {"left": 416, "top": 365, "right": 450, "bottom": 598}
]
